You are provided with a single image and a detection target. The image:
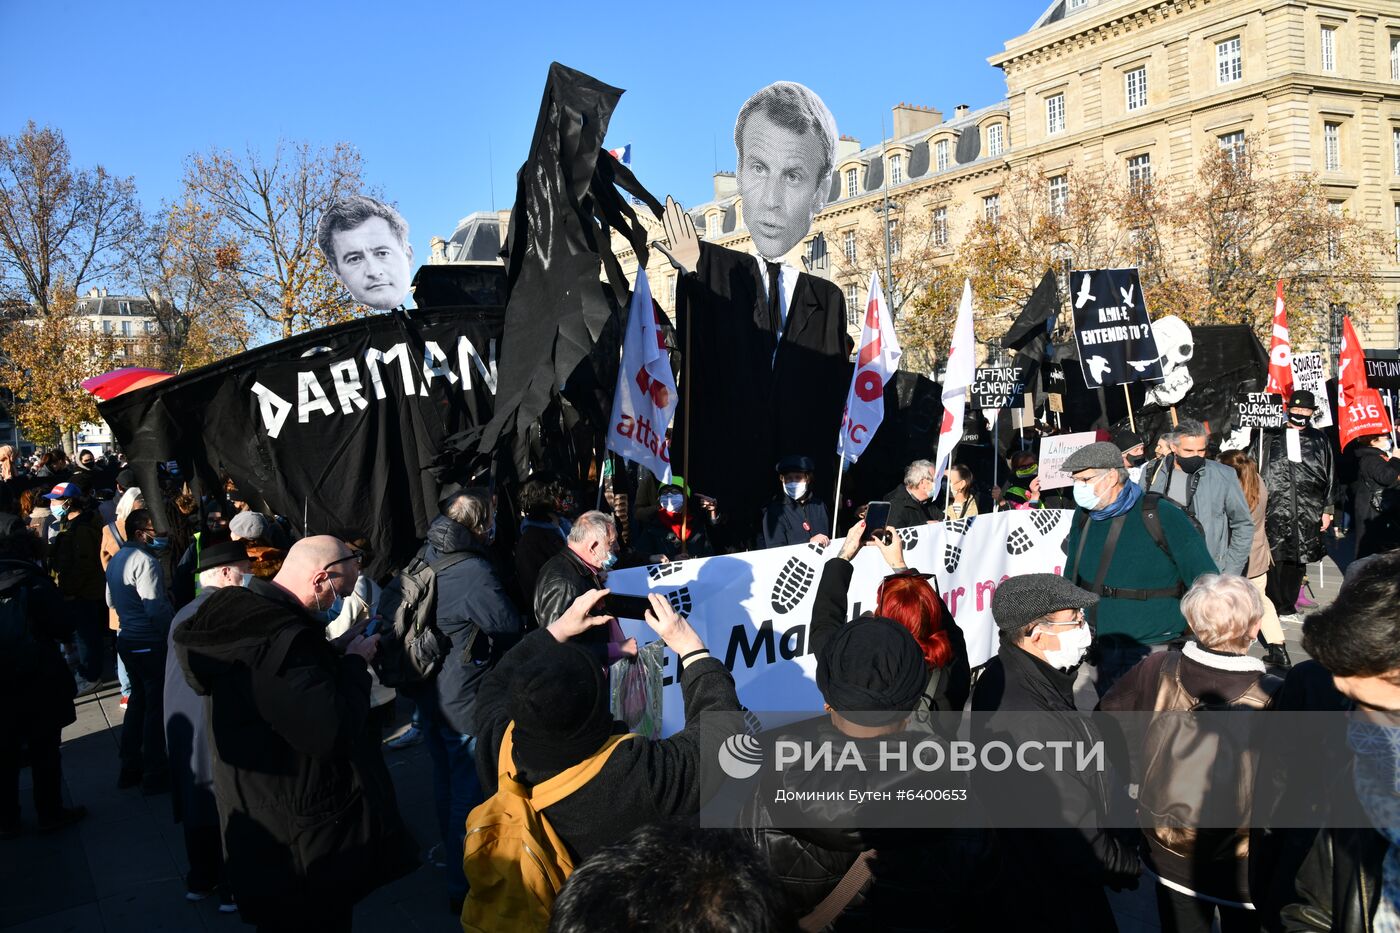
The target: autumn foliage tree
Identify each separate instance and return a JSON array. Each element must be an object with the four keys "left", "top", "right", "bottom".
[{"left": 169, "top": 141, "right": 371, "bottom": 340}]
